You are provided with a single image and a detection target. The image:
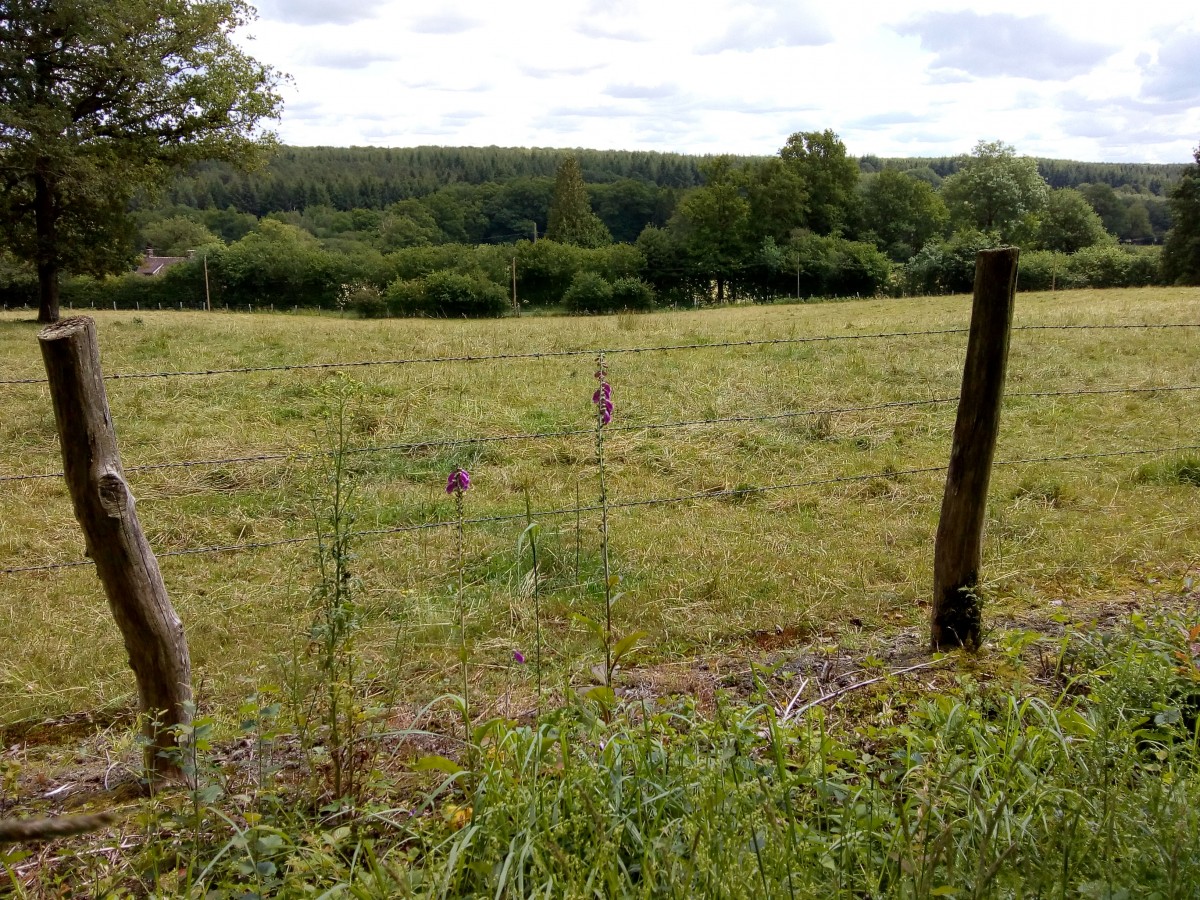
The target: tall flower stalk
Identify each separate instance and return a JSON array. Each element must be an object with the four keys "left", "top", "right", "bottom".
[
  {"left": 520, "top": 489, "right": 542, "bottom": 714},
  {"left": 593, "top": 354, "right": 614, "bottom": 682},
  {"left": 447, "top": 467, "right": 473, "bottom": 766}
]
